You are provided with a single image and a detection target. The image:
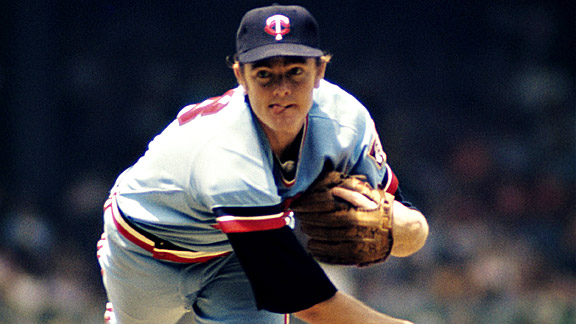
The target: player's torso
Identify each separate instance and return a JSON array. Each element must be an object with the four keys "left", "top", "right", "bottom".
[{"left": 113, "top": 81, "right": 384, "bottom": 251}]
